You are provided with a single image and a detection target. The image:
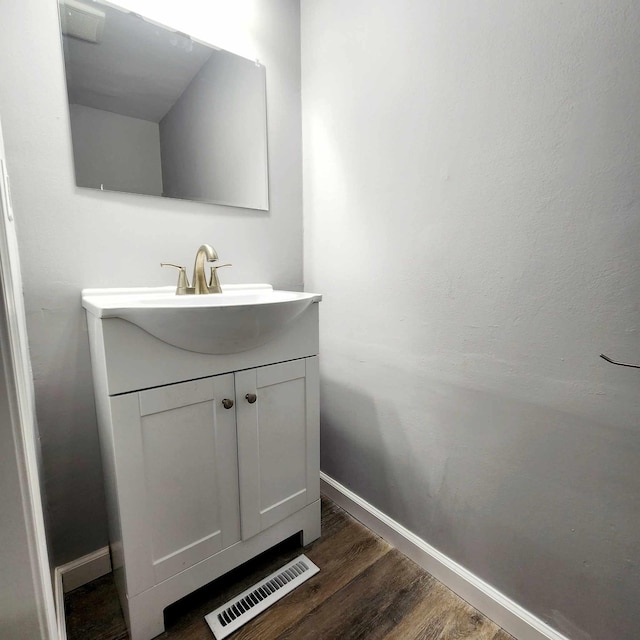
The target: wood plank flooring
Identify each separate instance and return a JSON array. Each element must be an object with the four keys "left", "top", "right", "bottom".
[{"left": 65, "top": 497, "right": 514, "bottom": 640}]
